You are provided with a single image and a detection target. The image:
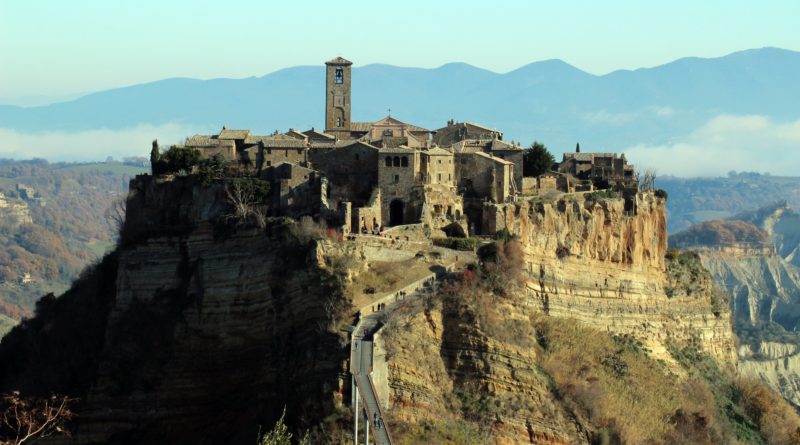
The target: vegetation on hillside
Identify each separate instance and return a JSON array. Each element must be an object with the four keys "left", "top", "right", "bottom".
[
  {"left": 383, "top": 240, "right": 799, "bottom": 445},
  {"left": 670, "top": 220, "right": 770, "bottom": 248},
  {"left": 659, "top": 173, "right": 800, "bottom": 235},
  {"left": 0, "top": 159, "right": 139, "bottom": 321}
]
